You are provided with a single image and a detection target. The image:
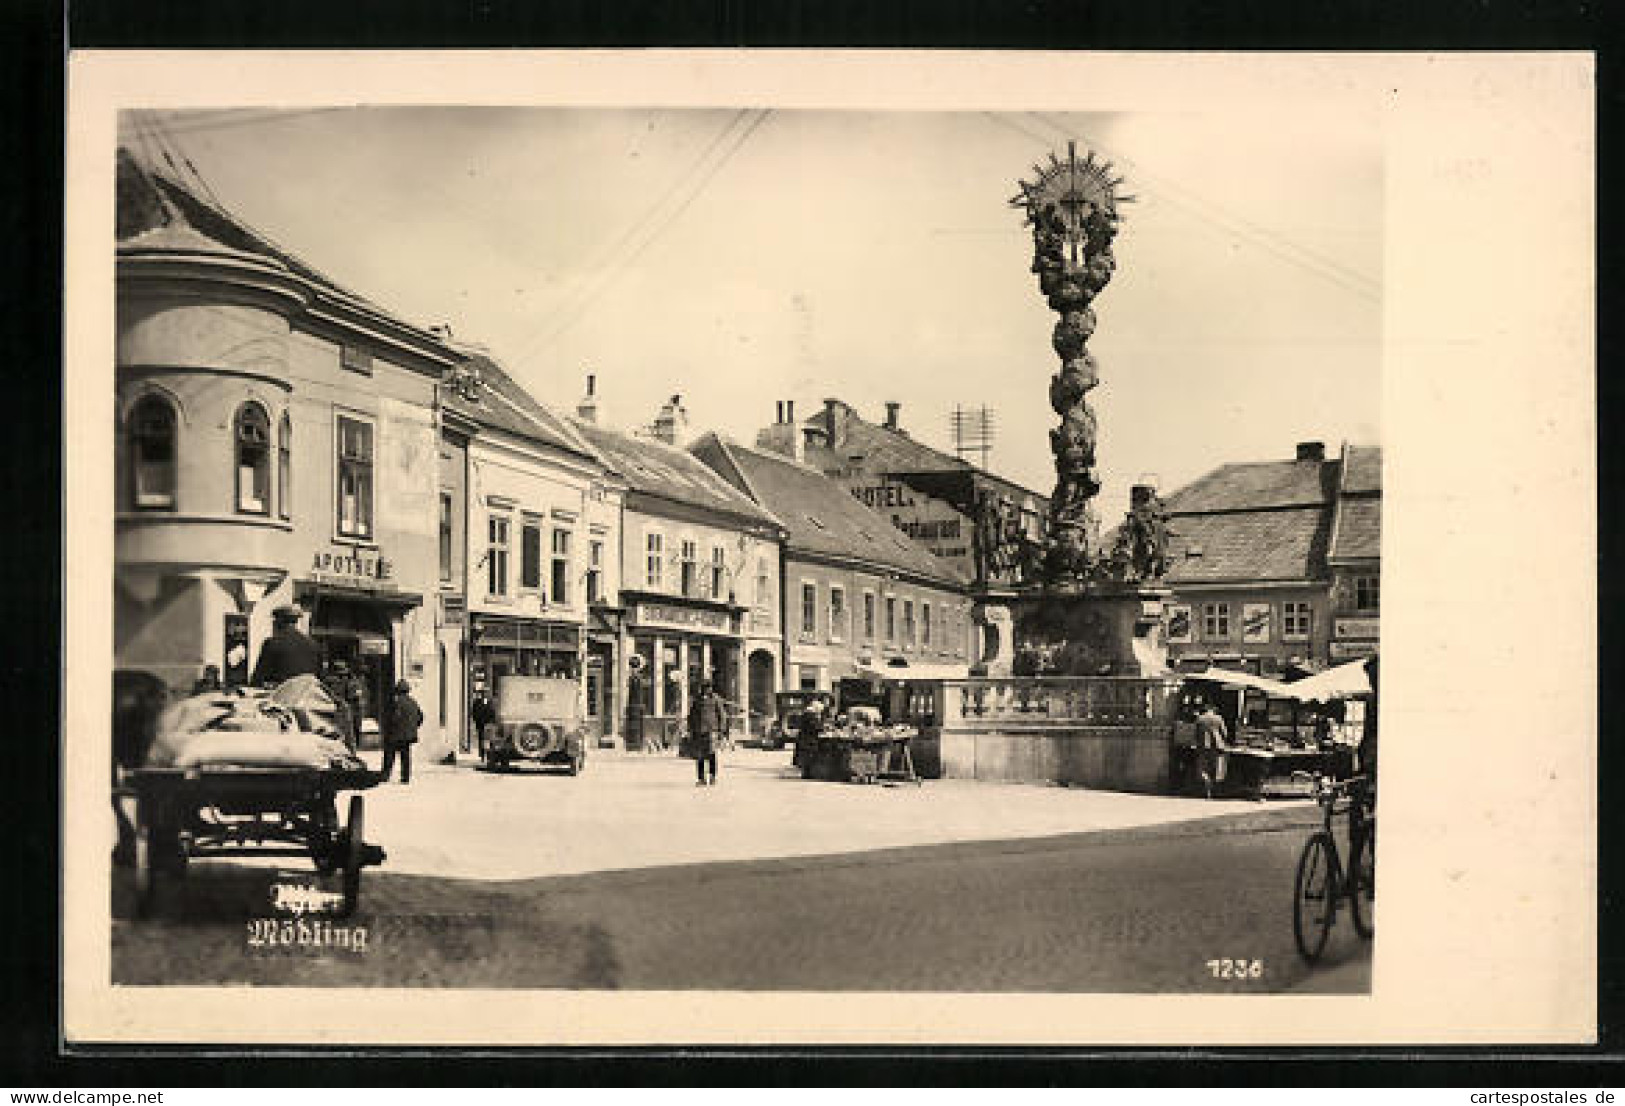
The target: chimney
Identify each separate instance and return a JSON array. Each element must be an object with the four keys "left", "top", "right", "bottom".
[
  {"left": 1295, "top": 441, "right": 1326, "bottom": 463},
  {"left": 823, "top": 398, "right": 840, "bottom": 449},
  {"left": 576, "top": 373, "right": 599, "bottom": 424},
  {"left": 775, "top": 400, "right": 784, "bottom": 424},
  {"left": 756, "top": 399, "right": 805, "bottom": 462},
  {"left": 1130, "top": 483, "right": 1157, "bottom": 507},
  {"left": 786, "top": 399, "right": 795, "bottom": 425},
  {"left": 651, "top": 393, "right": 688, "bottom": 446},
  {"left": 884, "top": 401, "right": 901, "bottom": 430}
]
